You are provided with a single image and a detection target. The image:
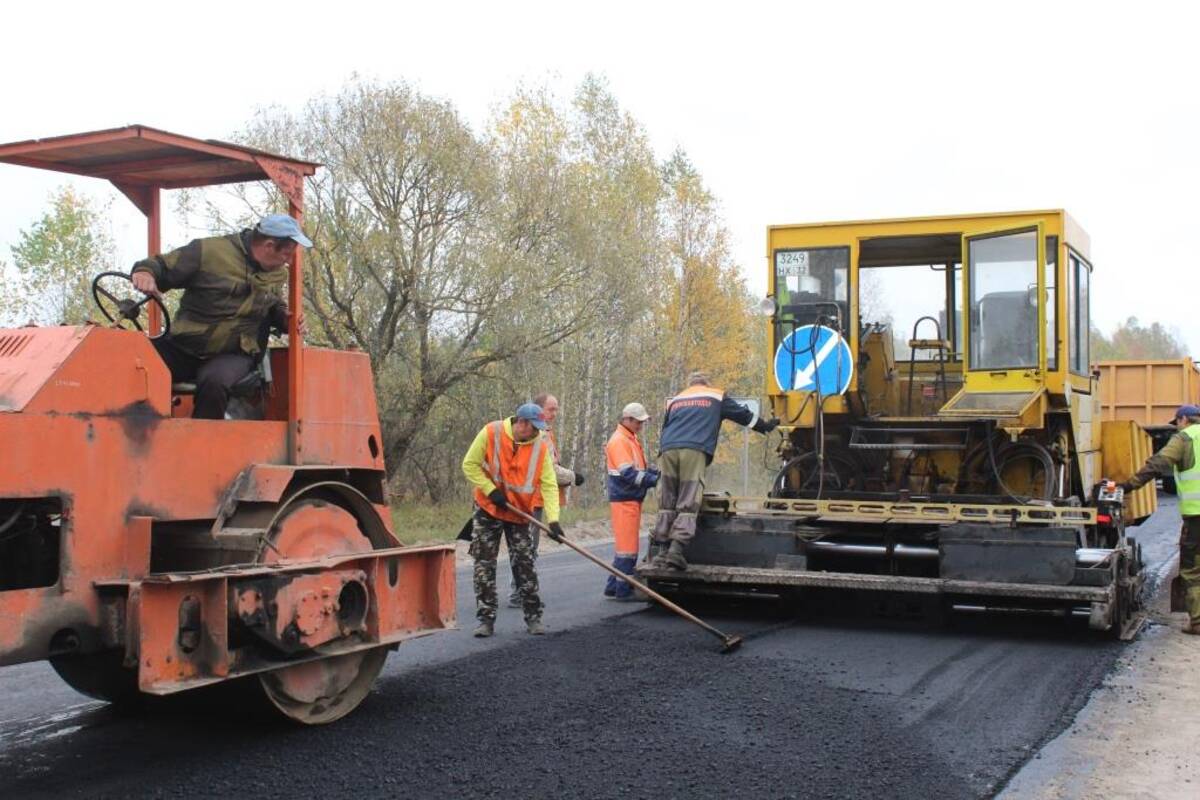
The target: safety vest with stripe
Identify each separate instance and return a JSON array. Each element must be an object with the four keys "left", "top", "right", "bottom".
[
  {"left": 1175, "top": 424, "right": 1200, "bottom": 516},
  {"left": 474, "top": 420, "right": 551, "bottom": 523},
  {"left": 606, "top": 423, "right": 651, "bottom": 503}
]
